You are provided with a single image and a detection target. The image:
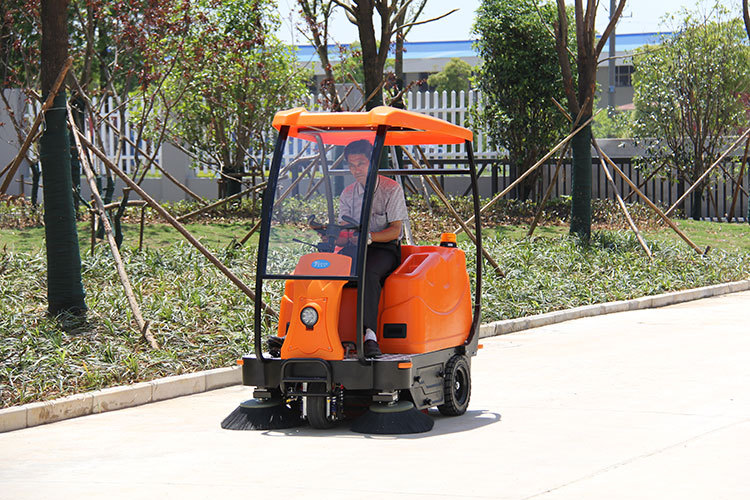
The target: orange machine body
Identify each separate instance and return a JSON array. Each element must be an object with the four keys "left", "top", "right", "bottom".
[
  {"left": 378, "top": 245, "right": 472, "bottom": 353},
  {"left": 278, "top": 245, "right": 471, "bottom": 359},
  {"left": 278, "top": 253, "right": 351, "bottom": 361}
]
